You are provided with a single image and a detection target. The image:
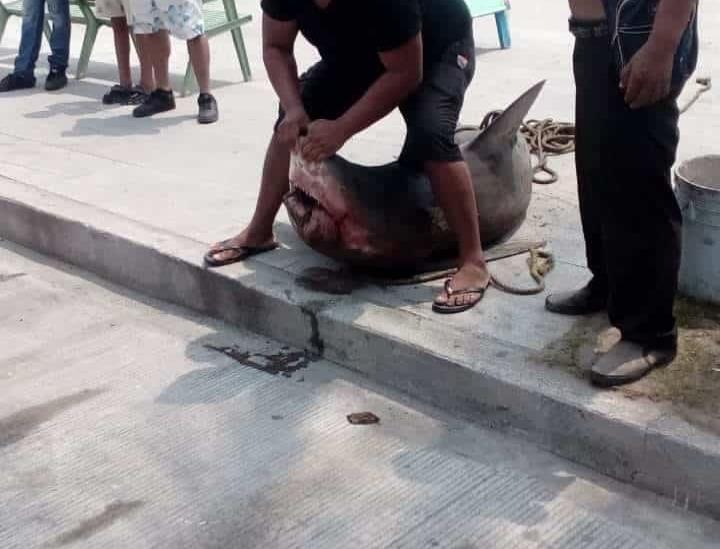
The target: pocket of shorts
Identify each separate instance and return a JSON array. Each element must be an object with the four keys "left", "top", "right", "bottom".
[{"left": 430, "top": 41, "right": 475, "bottom": 97}]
